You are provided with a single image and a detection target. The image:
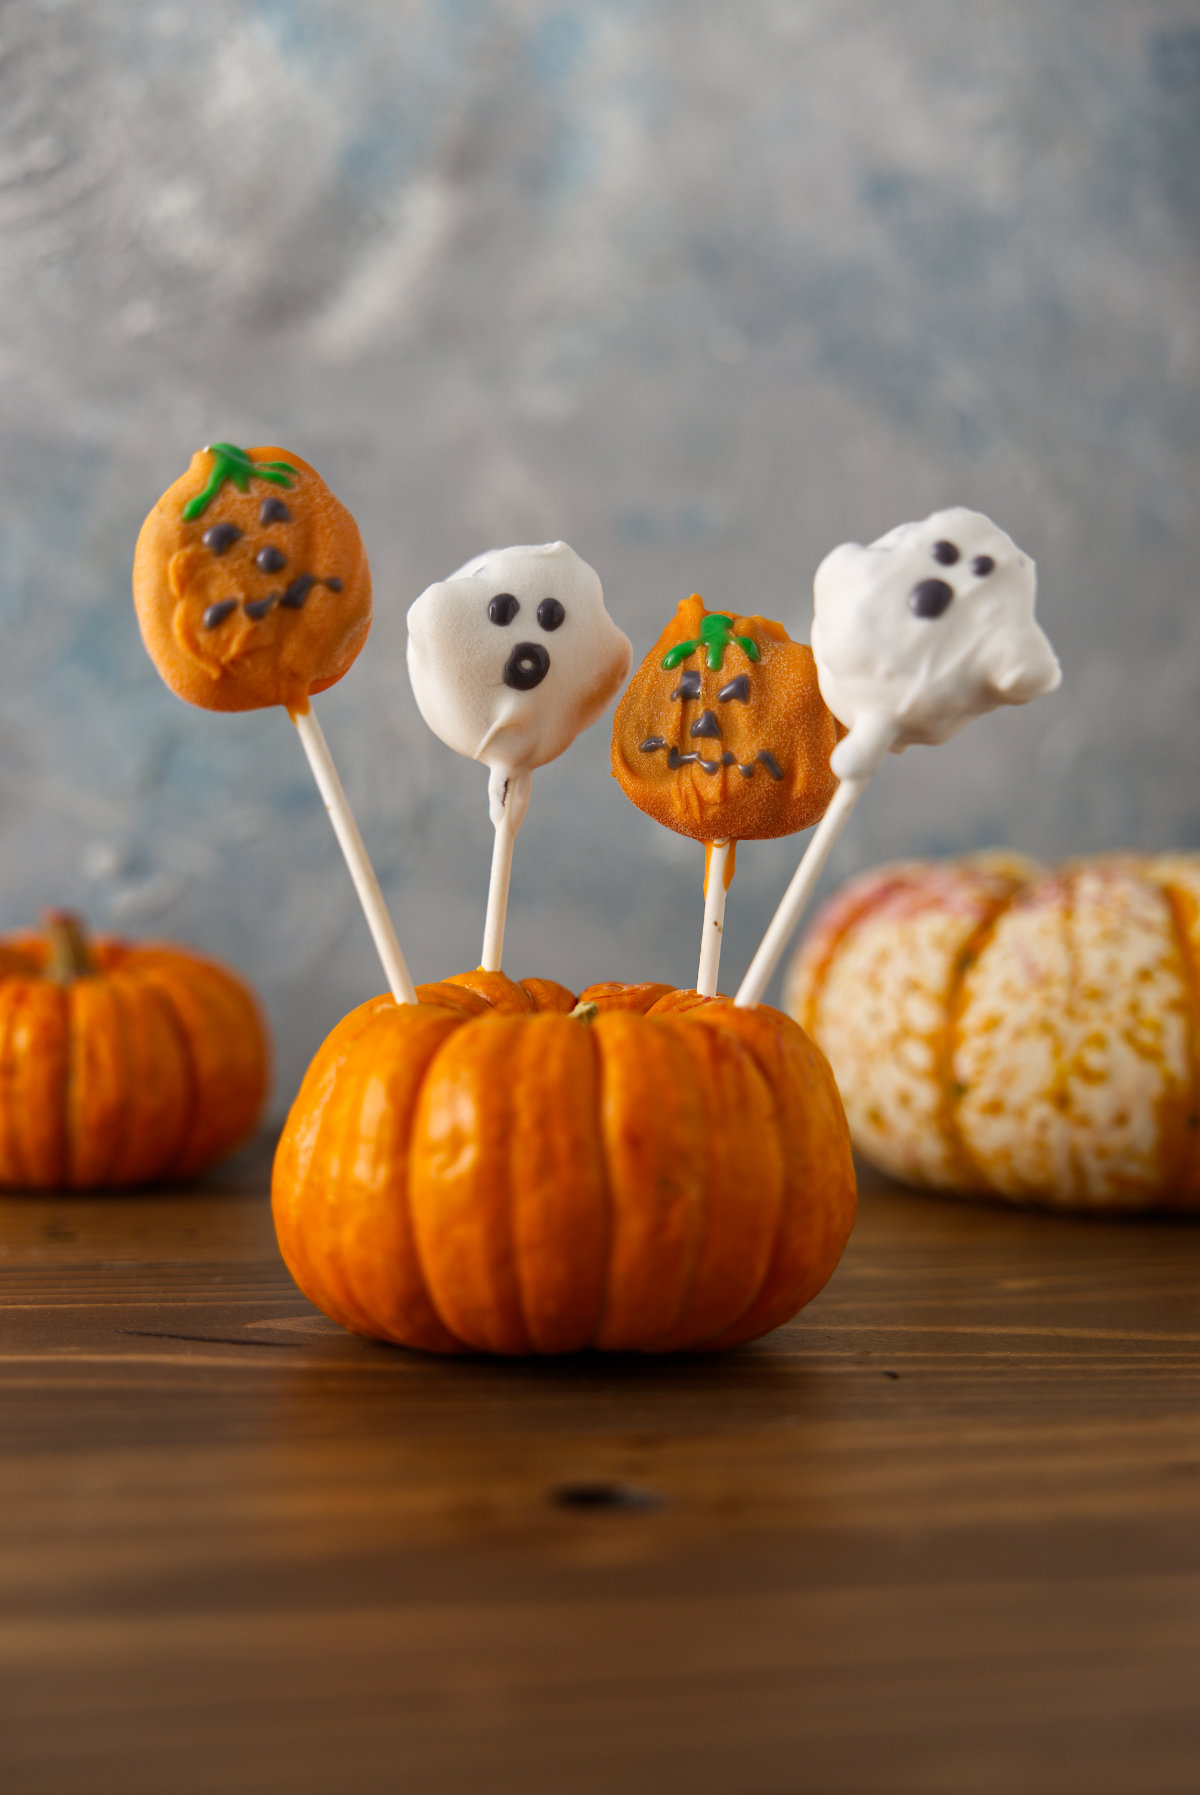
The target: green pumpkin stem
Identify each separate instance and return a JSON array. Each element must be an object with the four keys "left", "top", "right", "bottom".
[
  {"left": 181, "top": 443, "right": 297, "bottom": 521},
  {"left": 44, "top": 911, "right": 96, "bottom": 983},
  {"left": 569, "top": 1000, "right": 600, "bottom": 1025},
  {"left": 662, "top": 612, "right": 760, "bottom": 673}
]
